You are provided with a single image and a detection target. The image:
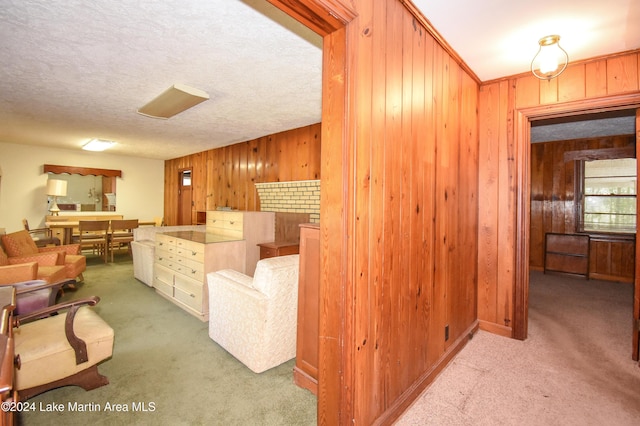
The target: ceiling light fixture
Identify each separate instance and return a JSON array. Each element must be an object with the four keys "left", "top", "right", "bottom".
[
  {"left": 531, "top": 35, "right": 568, "bottom": 80},
  {"left": 83, "top": 138, "right": 116, "bottom": 151},
  {"left": 137, "top": 83, "right": 209, "bottom": 119}
]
